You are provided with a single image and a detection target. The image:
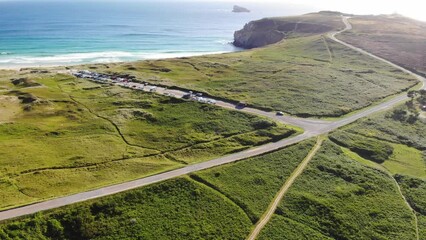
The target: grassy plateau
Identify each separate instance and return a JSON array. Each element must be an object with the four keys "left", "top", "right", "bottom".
[{"left": 339, "top": 15, "right": 426, "bottom": 76}]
